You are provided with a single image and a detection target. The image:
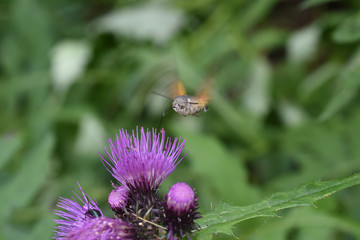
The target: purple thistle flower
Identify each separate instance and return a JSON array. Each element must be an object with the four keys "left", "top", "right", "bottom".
[
  {"left": 54, "top": 127, "right": 201, "bottom": 240},
  {"left": 108, "top": 185, "right": 128, "bottom": 213},
  {"left": 54, "top": 183, "right": 135, "bottom": 240},
  {"left": 162, "top": 182, "right": 201, "bottom": 240},
  {"left": 65, "top": 217, "right": 134, "bottom": 240},
  {"left": 100, "top": 127, "right": 186, "bottom": 193},
  {"left": 54, "top": 183, "right": 103, "bottom": 239},
  {"left": 100, "top": 127, "right": 187, "bottom": 239}
]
